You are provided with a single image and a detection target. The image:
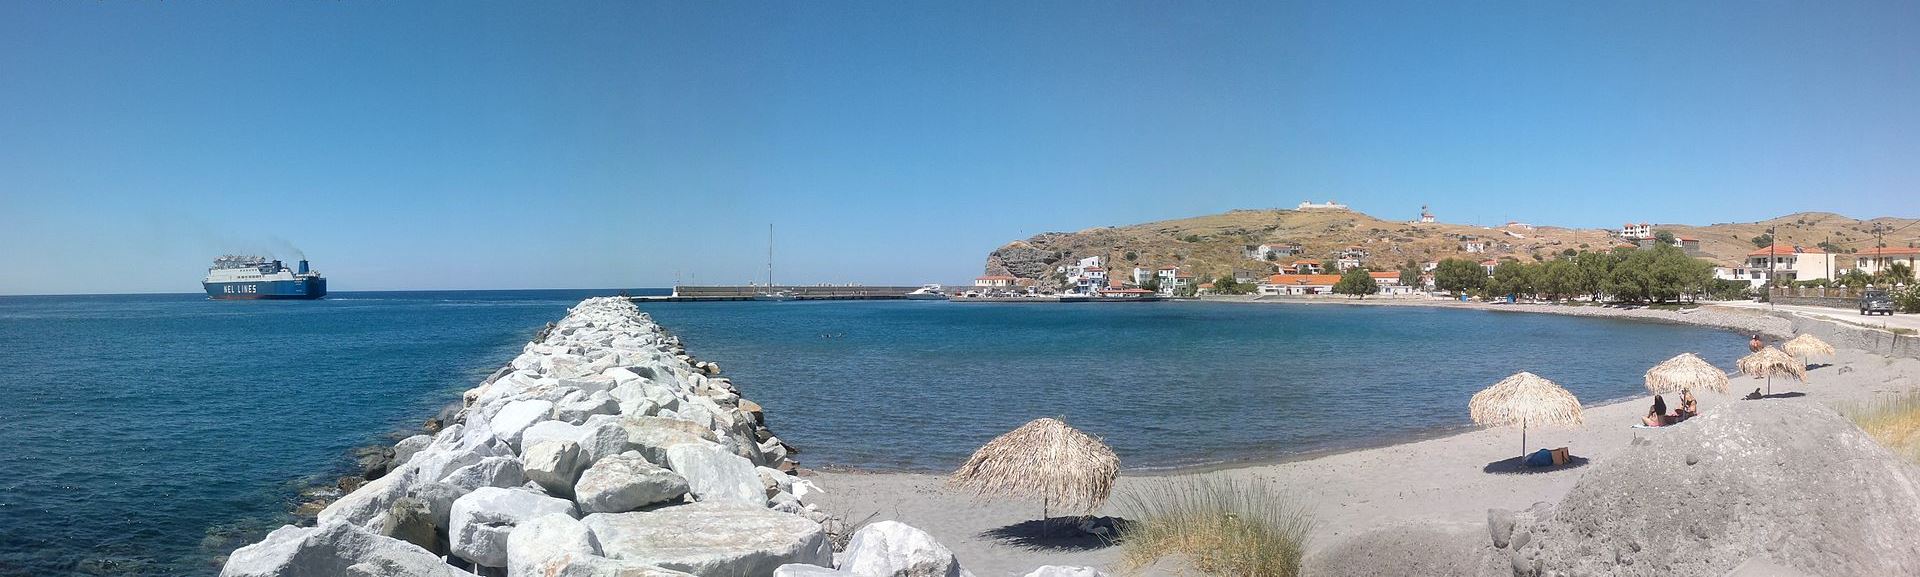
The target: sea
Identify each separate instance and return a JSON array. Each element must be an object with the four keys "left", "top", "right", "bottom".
[{"left": 0, "top": 291, "right": 1747, "bottom": 576}]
